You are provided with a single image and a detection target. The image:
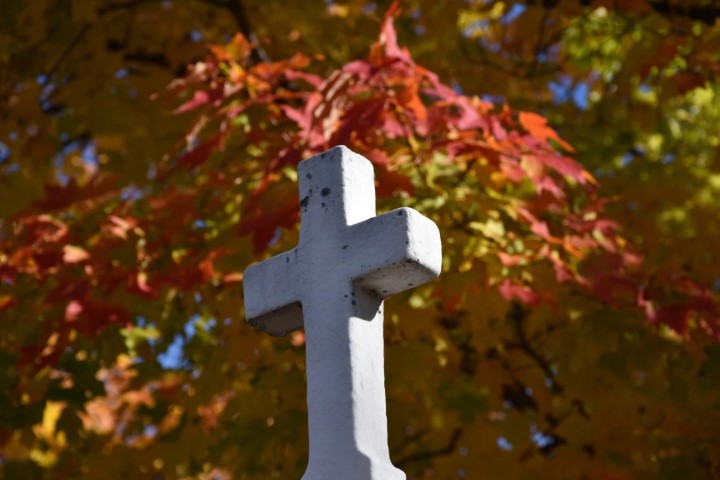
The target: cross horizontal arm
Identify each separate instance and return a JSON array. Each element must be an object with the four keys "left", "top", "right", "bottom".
[
  {"left": 346, "top": 207, "right": 442, "bottom": 298},
  {"left": 243, "top": 248, "right": 302, "bottom": 336}
]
